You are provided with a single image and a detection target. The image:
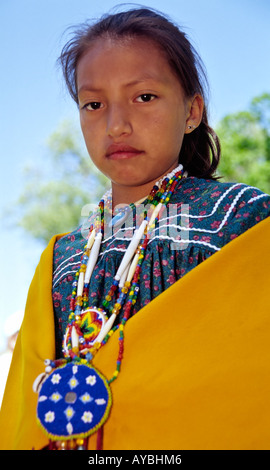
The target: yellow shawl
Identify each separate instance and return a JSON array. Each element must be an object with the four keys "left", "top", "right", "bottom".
[{"left": 1, "top": 217, "right": 270, "bottom": 450}]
